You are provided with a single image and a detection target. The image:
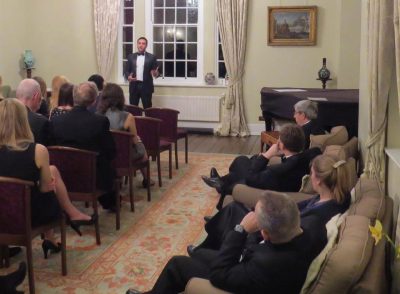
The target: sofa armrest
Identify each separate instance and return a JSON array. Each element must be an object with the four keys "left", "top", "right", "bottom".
[
  {"left": 185, "top": 278, "right": 232, "bottom": 294},
  {"left": 231, "top": 184, "right": 266, "bottom": 208}
]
